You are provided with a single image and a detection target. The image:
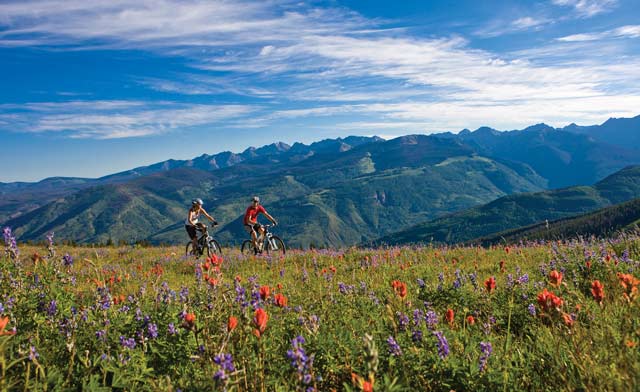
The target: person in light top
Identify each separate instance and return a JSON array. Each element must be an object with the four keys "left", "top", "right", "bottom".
[
  {"left": 185, "top": 198, "right": 217, "bottom": 251},
  {"left": 244, "top": 196, "right": 277, "bottom": 253}
]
